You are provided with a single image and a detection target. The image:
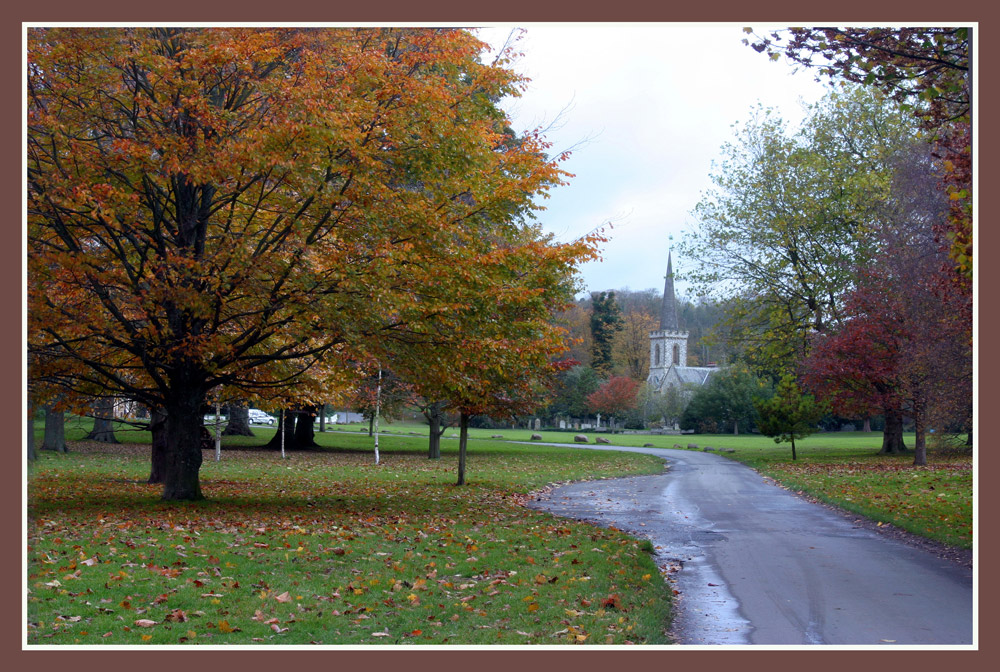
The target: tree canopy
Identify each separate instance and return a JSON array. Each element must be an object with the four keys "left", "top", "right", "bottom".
[
  {"left": 679, "top": 85, "right": 920, "bottom": 375},
  {"left": 28, "top": 27, "right": 595, "bottom": 499}
]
